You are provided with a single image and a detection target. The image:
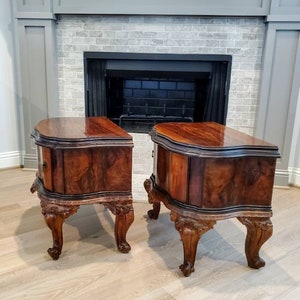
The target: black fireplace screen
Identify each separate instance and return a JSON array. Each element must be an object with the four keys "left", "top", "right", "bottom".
[{"left": 84, "top": 52, "right": 231, "bottom": 133}]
